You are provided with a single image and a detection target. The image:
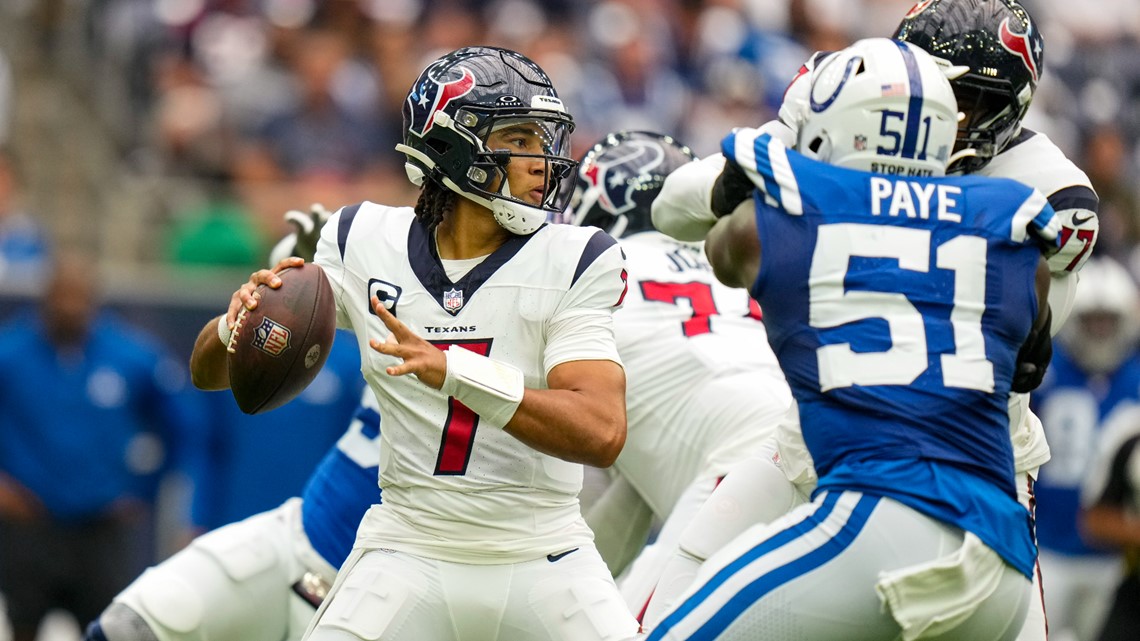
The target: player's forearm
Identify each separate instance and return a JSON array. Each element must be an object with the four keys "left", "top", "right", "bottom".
[
  {"left": 505, "top": 387, "right": 626, "bottom": 467},
  {"left": 189, "top": 315, "right": 231, "bottom": 391}
]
